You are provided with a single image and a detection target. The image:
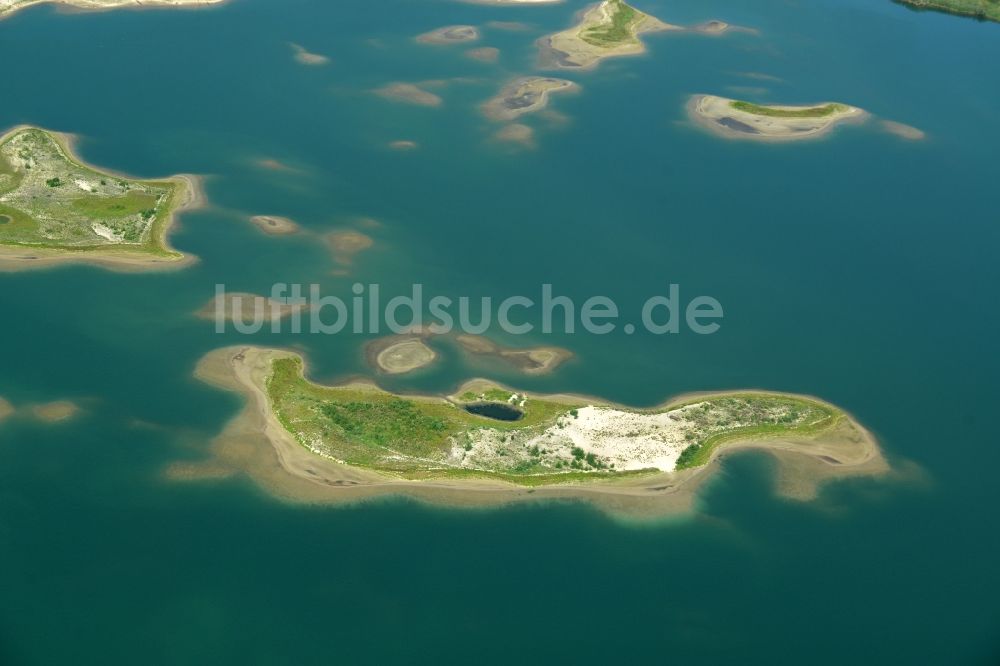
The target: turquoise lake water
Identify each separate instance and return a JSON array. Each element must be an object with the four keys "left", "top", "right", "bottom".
[{"left": 1, "top": 0, "right": 999, "bottom": 663}]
